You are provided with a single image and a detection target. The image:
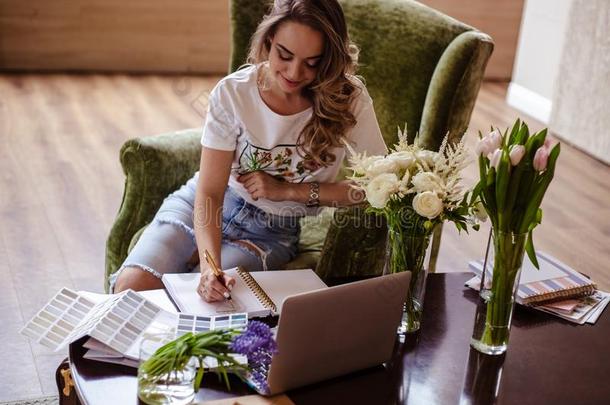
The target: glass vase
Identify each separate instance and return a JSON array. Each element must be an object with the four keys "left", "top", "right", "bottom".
[
  {"left": 470, "top": 230, "right": 527, "bottom": 355},
  {"left": 138, "top": 333, "right": 197, "bottom": 405},
  {"left": 383, "top": 225, "right": 432, "bottom": 335}
]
